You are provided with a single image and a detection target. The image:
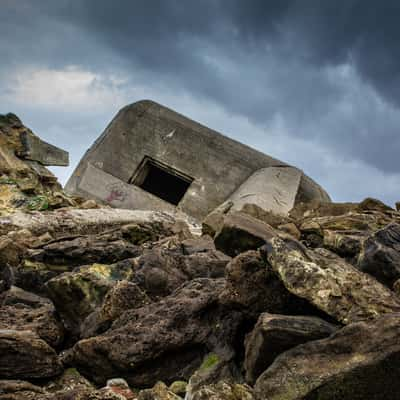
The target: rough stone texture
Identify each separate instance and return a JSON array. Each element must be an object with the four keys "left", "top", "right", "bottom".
[
  {"left": 244, "top": 313, "right": 338, "bottom": 384},
  {"left": 0, "top": 330, "right": 62, "bottom": 379},
  {"left": 394, "top": 279, "right": 400, "bottom": 296},
  {"left": 262, "top": 236, "right": 400, "bottom": 324},
  {"left": 68, "top": 278, "right": 243, "bottom": 387},
  {"left": 190, "top": 382, "right": 254, "bottom": 400},
  {"left": 46, "top": 261, "right": 133, "bottom": 335},
  {"left": 81, "top": 281, "right": 150, "bottom": 338},
  {"left": 0, "top": 286, "right": 64, "bottom": 348},
  {"left": 214, "top": 212, "right": 276, "bottom": 257},
  {"left": 28, "top": 231, "right": 141, "bottom": 267},
  {"left": 132, "top": 246, "right": 229, "bottom": 299},
  {"left": 254, "top": 313, "right": 400, "bottom": 400},
  {"left": 0, "top": 208, "right": 180, "bottom": 239},
  {"left": 358, "top": 223, "right": 400, "bottom": 286},
  {"left": 137, "top": 382, "right": 181, "bottom": 400},
  {"left": 219, "top": 251, "right": 316, "bottom": 319},
  {"left": 66, "top": 100, "right": 329, "bottom": 220},
  {"left": 0, "top": 380, "right": 46, "bottom": 400}
]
